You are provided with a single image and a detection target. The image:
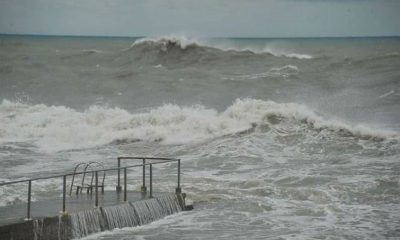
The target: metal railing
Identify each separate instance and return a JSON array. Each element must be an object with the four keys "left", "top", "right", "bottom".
[
  {"left": 116, "top": 157, "right": 181, "bottom": 194},
  {"left": 69, "top": 162, "right": 106, "bottom": 195},
  {"left": 0, "top": 156, "right": 182, "bottom": 221}
]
